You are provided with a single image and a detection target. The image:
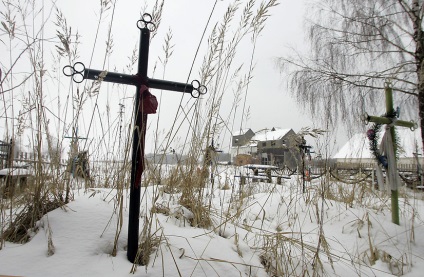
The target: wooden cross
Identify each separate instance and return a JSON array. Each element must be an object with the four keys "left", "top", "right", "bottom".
[
  {"left": 298, "top": 136, "right": 312, "bottom": 193},
  {"left": 64, "top": 127, "right": 87, "bottom": 158},
  {"left": 361, "top": 84, "right": 417, "bottom": 225},
  {"left": 63, "top": 14, "right": 207, "bottom": 263}
]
